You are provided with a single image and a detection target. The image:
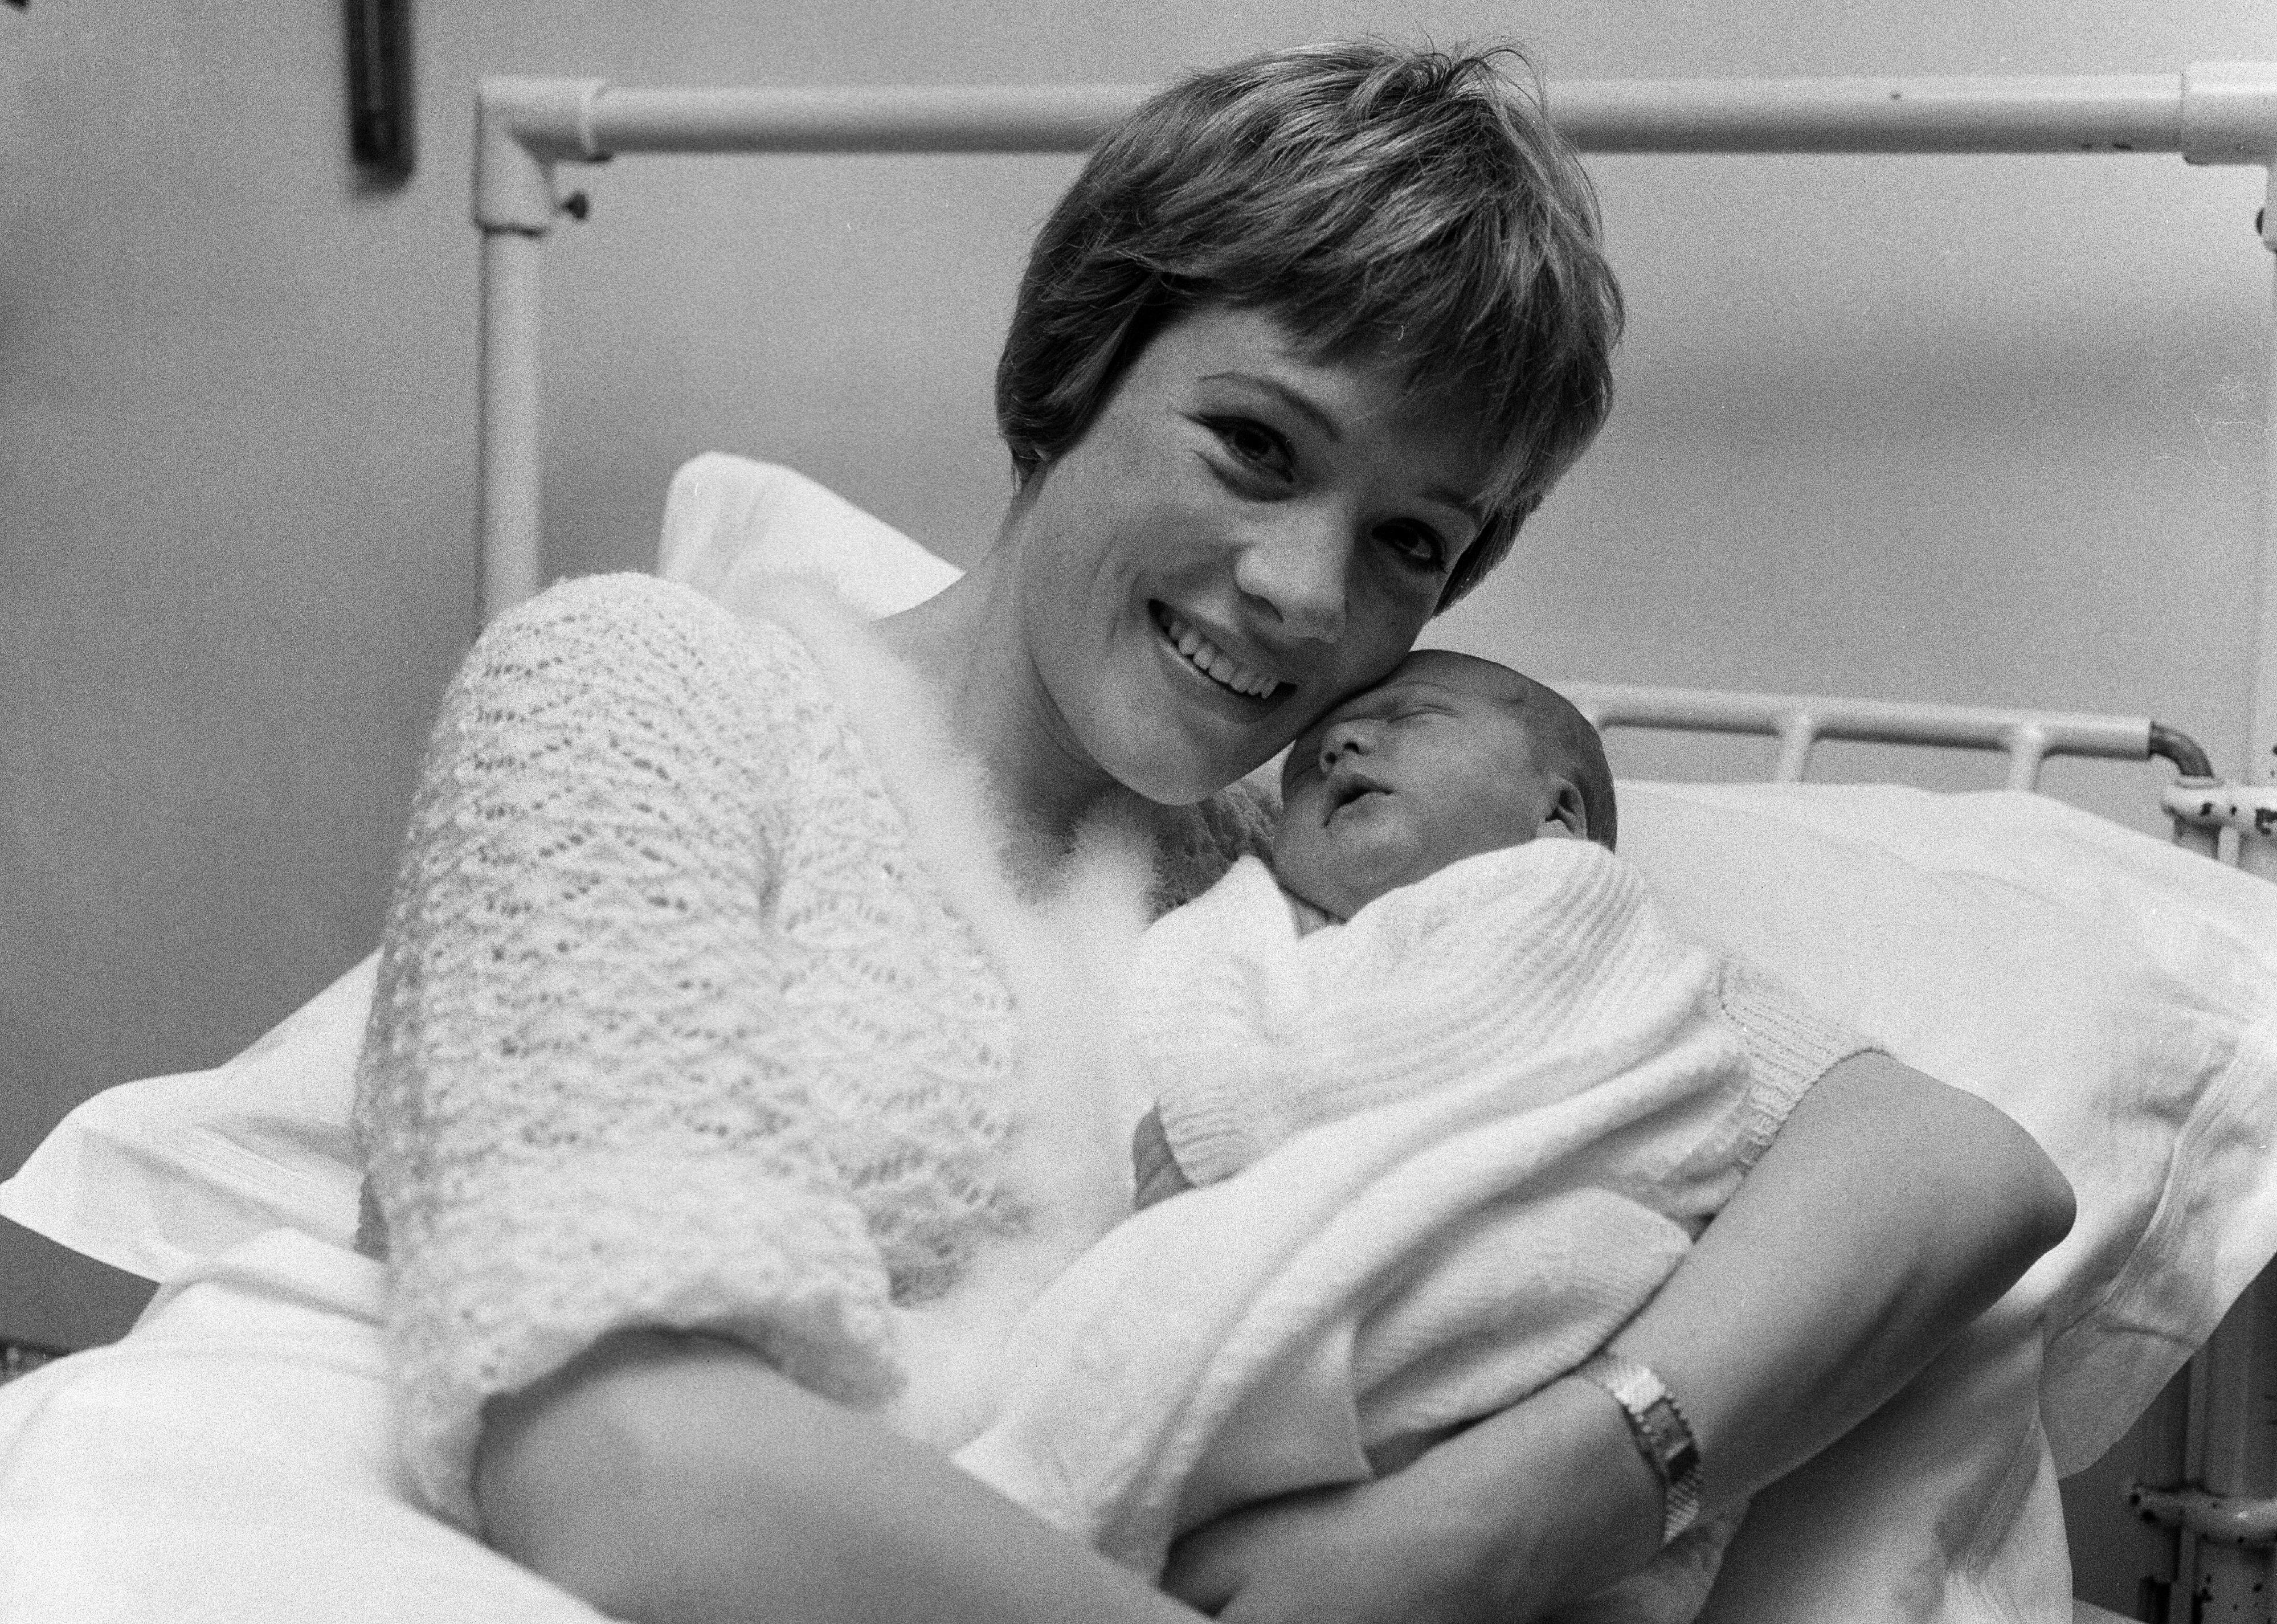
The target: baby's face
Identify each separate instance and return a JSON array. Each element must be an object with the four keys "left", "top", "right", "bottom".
[{"left": 1273, "top": 651, "right": 1580, "bottom": 922}]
